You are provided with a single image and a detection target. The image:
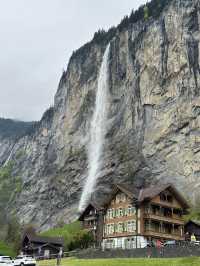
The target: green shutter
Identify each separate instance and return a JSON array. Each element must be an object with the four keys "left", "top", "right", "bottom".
[
  {"left": 123, "top": 208, "right": 126, "bottom": 216},
  {"left": 124, "top": 222, "right": 127, "bottom": 232}
]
